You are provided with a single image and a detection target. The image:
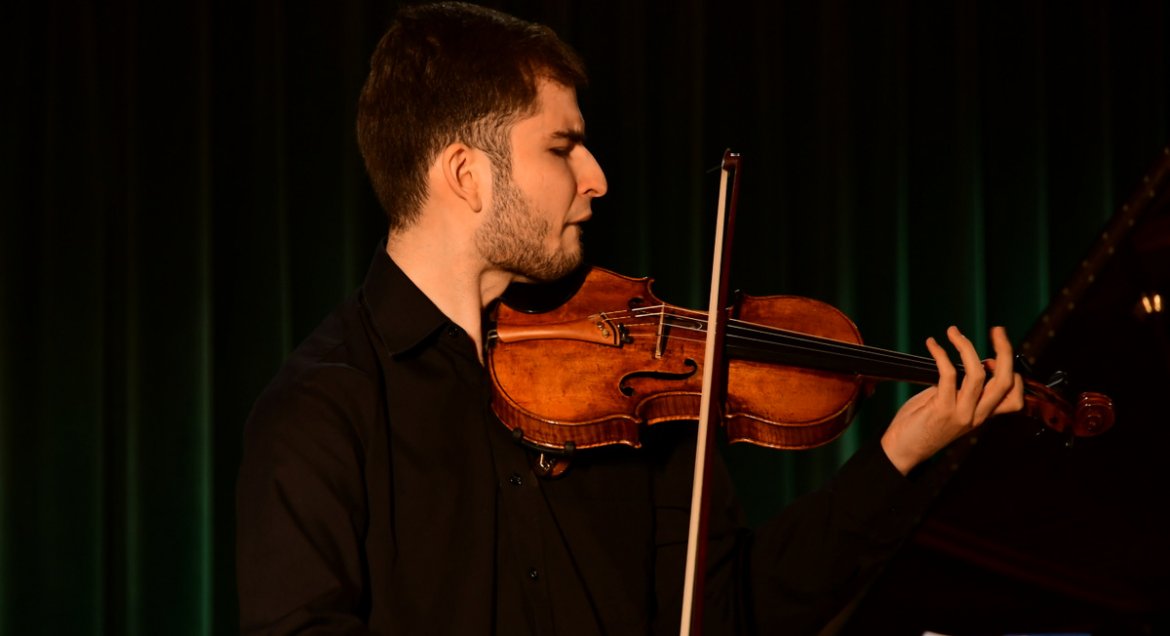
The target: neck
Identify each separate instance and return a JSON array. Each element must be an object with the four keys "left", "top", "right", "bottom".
[{"left": 385, "top": 224, "right": 513, "bottom": 362}]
